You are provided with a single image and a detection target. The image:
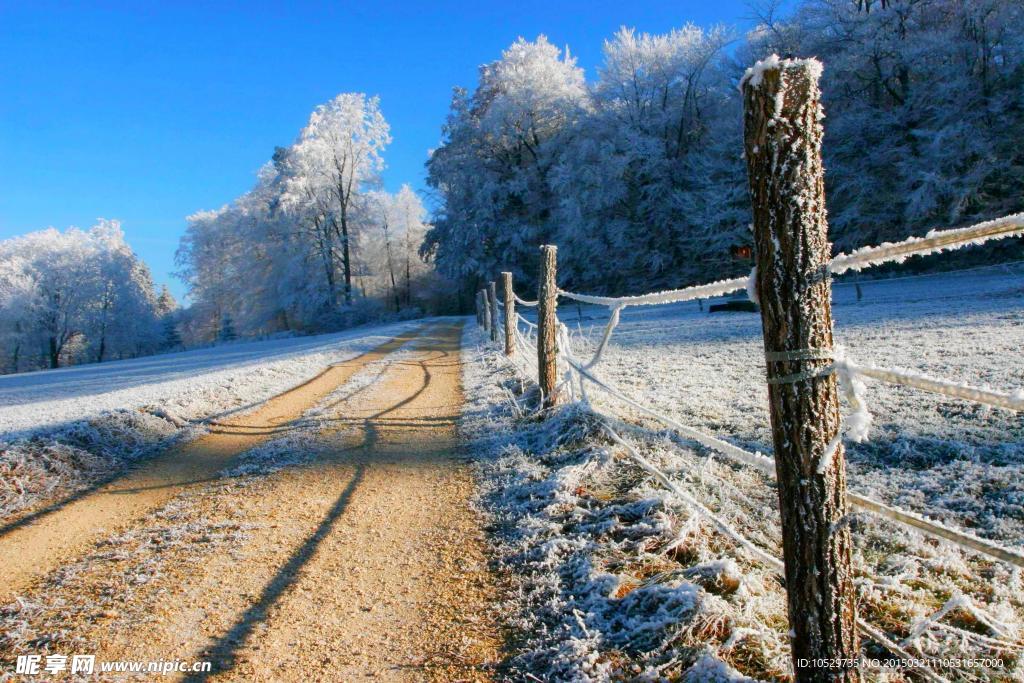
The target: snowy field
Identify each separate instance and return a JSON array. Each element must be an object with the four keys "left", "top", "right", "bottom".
[
  {"left": 0, "top": 320, "right": 422, "bottom": 522},
  {"left": 463, "top": 263, "right": 1024, "bottom": 681},
  {"left": 0, "top": 321, "right": 422, "bottom": 437},
  {"left": 559, "top": 262, "right": 1024, "bottom": 542}
]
